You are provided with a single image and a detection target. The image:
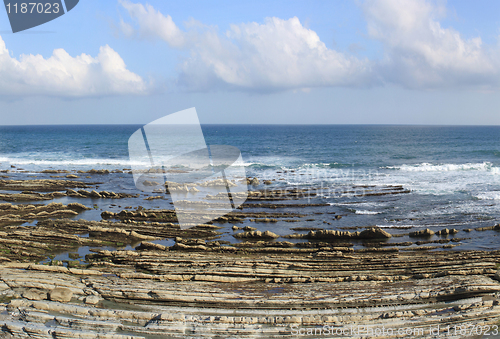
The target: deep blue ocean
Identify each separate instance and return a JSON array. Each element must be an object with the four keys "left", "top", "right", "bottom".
[{"left": 0, "top": 125, "right": 499, "bottom": 250}]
